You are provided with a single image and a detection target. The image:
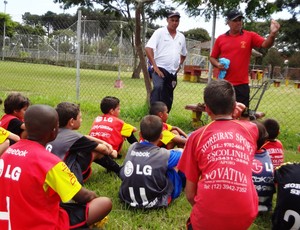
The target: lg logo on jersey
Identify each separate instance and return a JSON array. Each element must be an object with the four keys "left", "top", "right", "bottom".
[
  {"left": 0, "top": 159, "right": 21, "bottom": 181},
  {"left": 124, "top": 160, "right": 152, "bottom": 177}
]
